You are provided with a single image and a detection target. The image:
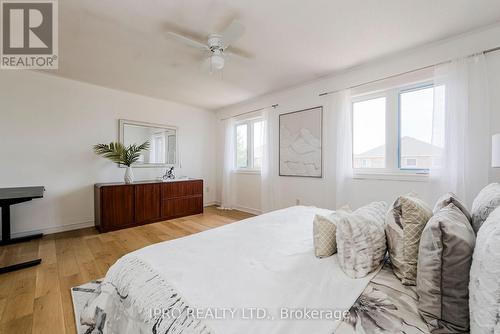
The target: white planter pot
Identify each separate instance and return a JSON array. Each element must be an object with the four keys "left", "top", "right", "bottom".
[{"left": 124, "top": 166, "right": 134, "bottom": 184}]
